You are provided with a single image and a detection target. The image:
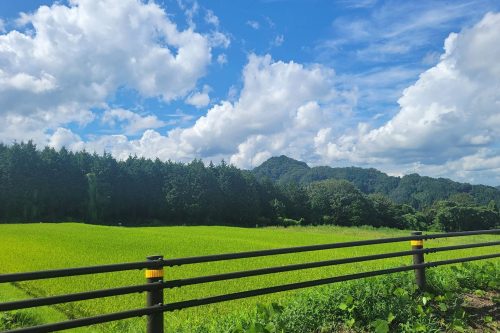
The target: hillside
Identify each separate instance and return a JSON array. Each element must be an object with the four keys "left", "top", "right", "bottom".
[
  {"left": 252, "top": 155, "right": 310, "bottom": 183},
  {"left": 252, "top": 156, "right": 500, "bottom": 209}
]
